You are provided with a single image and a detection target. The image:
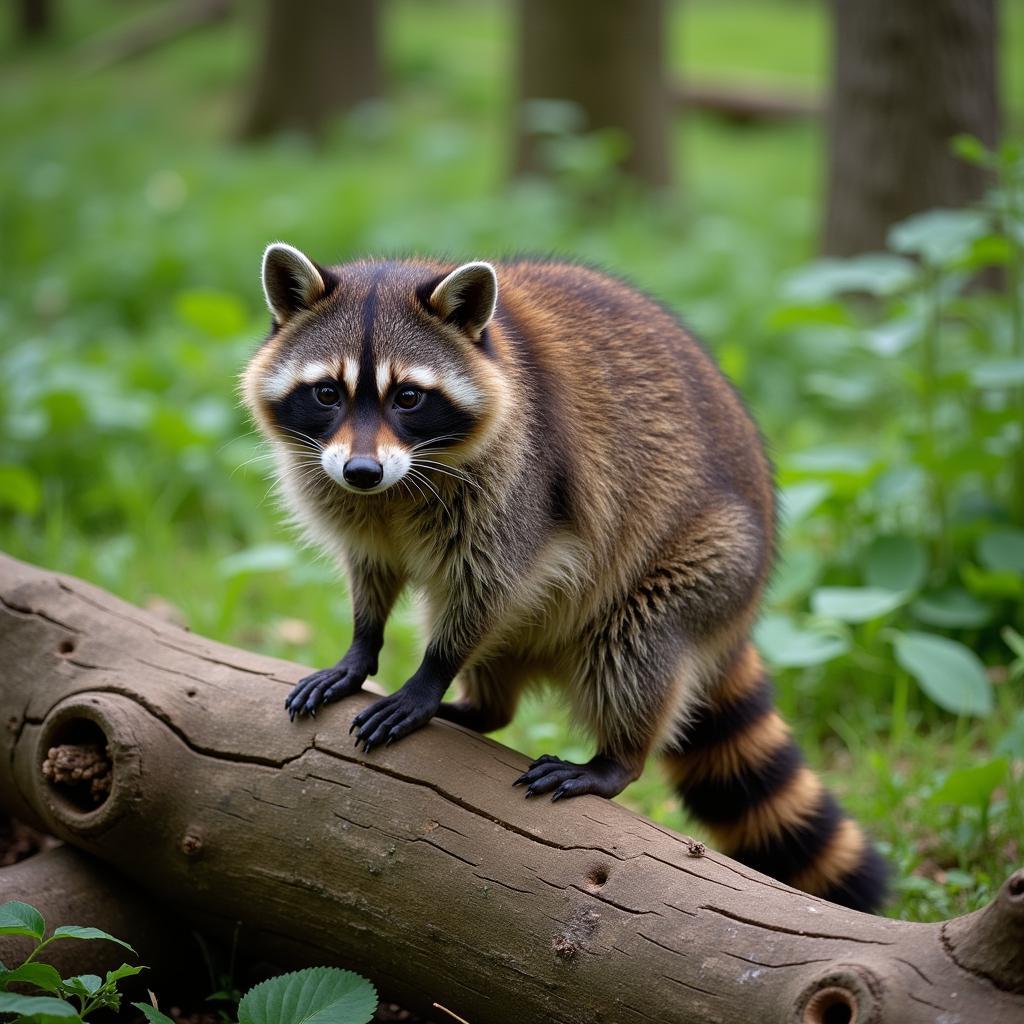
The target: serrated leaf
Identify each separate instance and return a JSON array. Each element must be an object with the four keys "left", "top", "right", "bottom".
[
  {"left": 811, "top": 586, "right": 908, "bottom": 623},
  {"left": 931, "top": 758, "right": 1008, "bottom": 807},
  {"left": 0, "top": 903, "right": 45, "bottom": 941},
  {"left": 238, "top": 967, "right": 377, "bottom": 1024},
  {"left": 132, "top": 1003, "right": 176, "bottom": 1024},
  {"left": 755, "top": 613, "right": 848, "bottom": 668},
  {"left": 0, "top": 993, "right": 79, "bottom": 1019},
  {"left": 0, "top": 964, "right": 62, "bottom": 993},
  {"left": 864, "top": 535, "right": 928, "bottom": 593},
  {"left": 893, "top": 631, "right": 993, "bottom": 716},
  {"left": 50, "top": 927, "right": 134, "bottom": 954}
]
